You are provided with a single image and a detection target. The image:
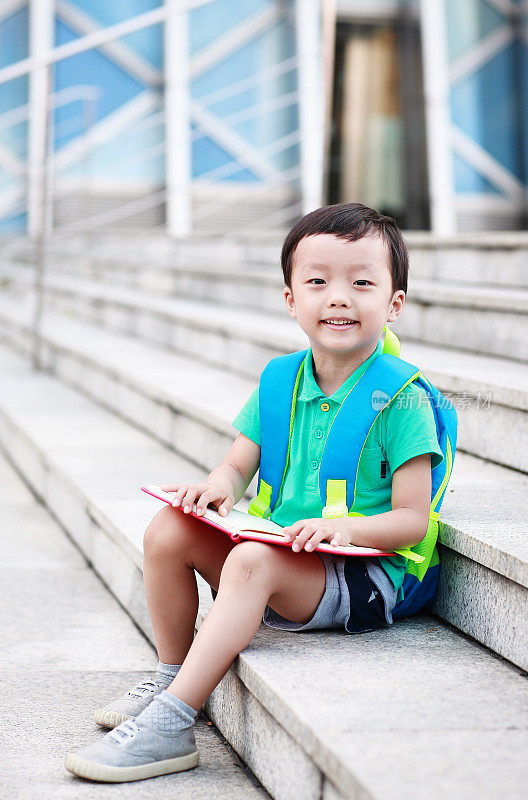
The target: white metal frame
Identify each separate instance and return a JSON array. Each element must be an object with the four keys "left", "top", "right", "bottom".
[
  {"left": 28, "top": 0, "right": 53, "bottom": 239},
  {"left": 164, "top": 0, "right": 191, "bottom": 237},
  {"left": 295, "top": 0, "right": 324, "bottom": 214},
  {"left": 448, "top": 8, "right": 526, "bottom": 217},
  {"left": 0, "top": 0, "right": 318, "bottom": 239},
  {"left": 419, "top": 0, "right": 456, "bottom": 235},
  {"left": 420, "top": 0, "right": 527, "bottom": 233}
]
